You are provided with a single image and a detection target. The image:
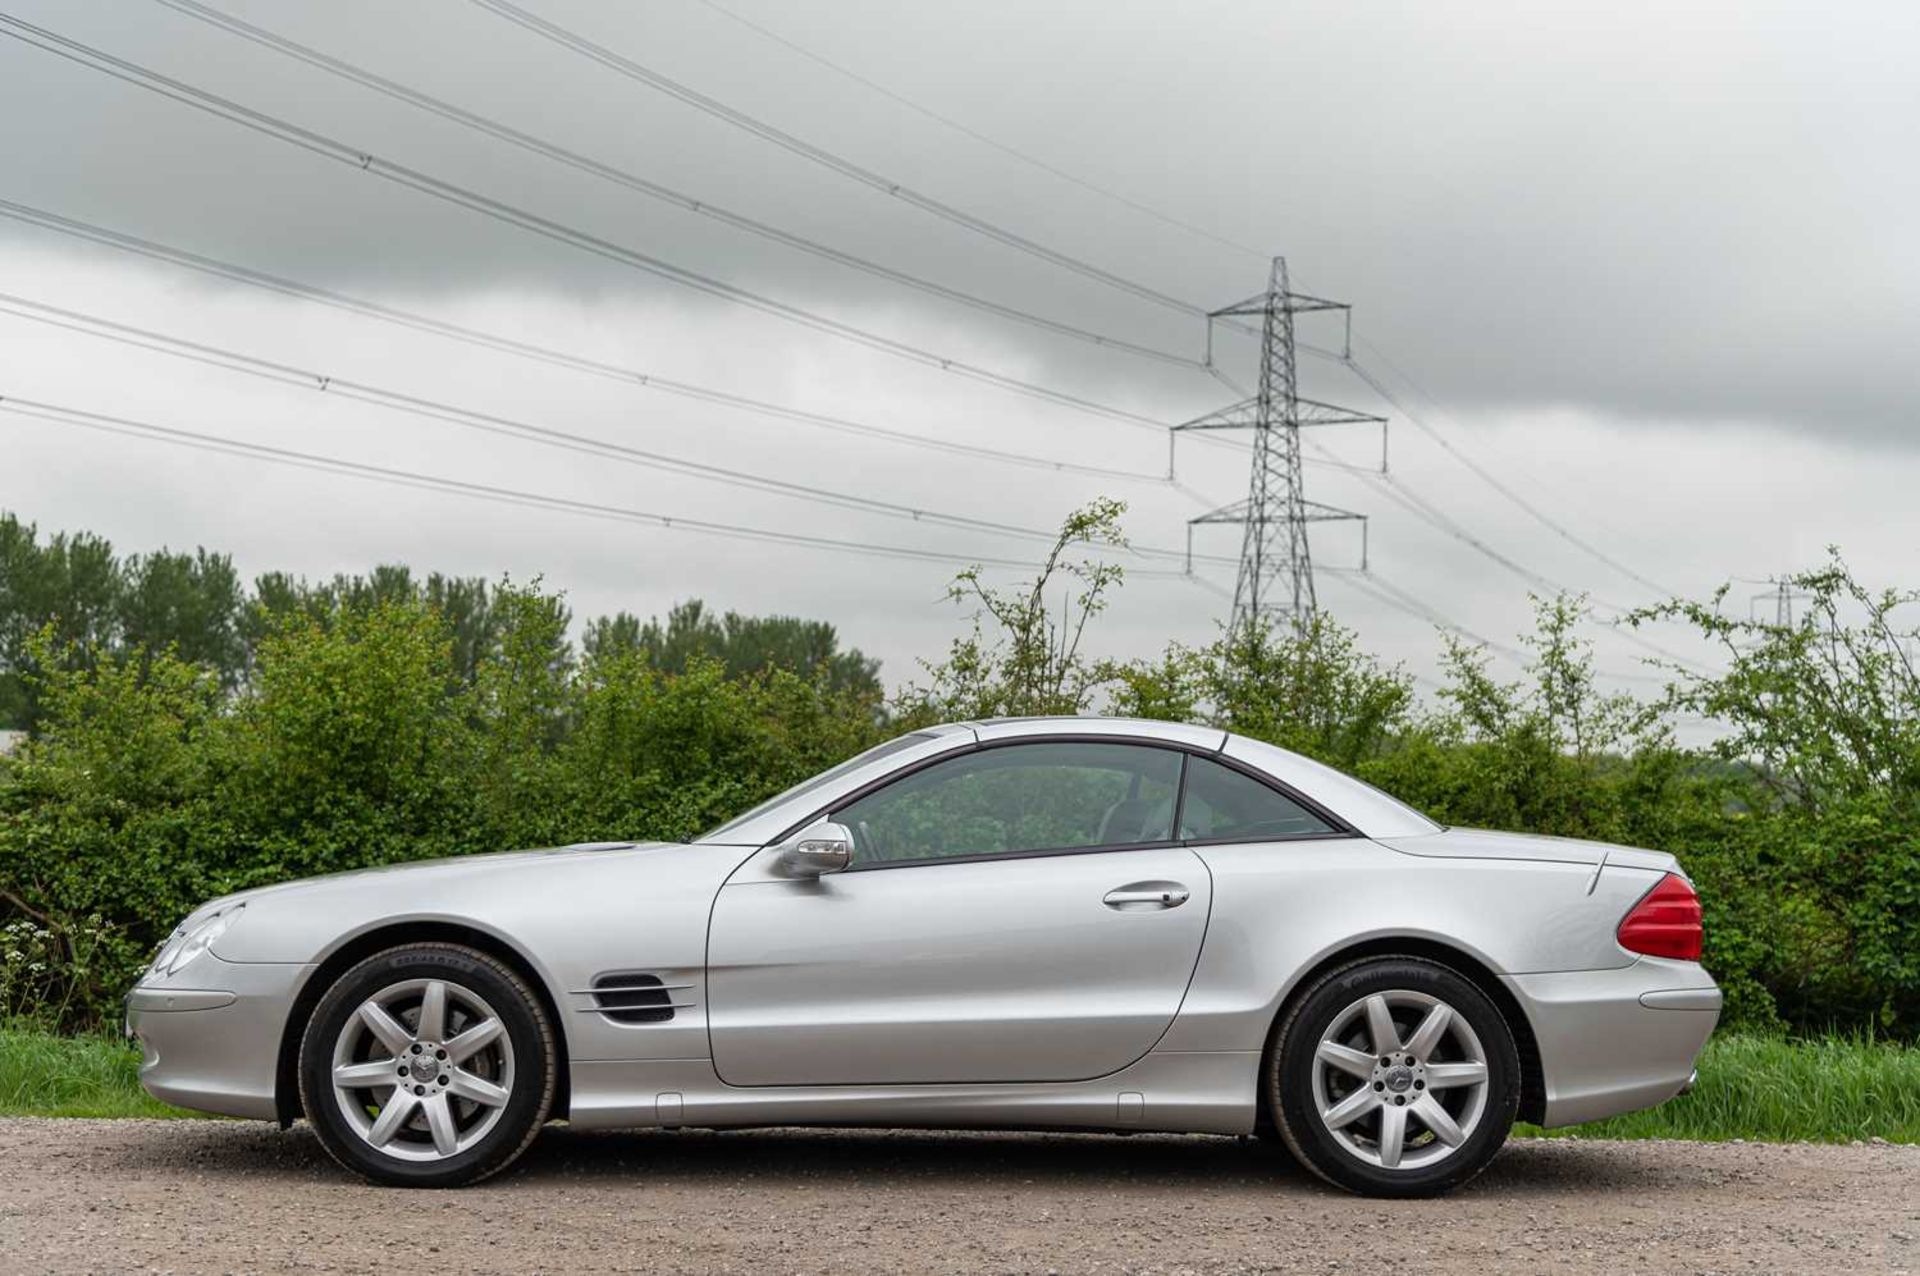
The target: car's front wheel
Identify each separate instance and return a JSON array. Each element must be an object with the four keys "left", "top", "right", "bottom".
[
  {"left": 298, "top": 942, "right": 556, "bottom": 1187},
  {"left": 1267, "top": 956, "right": 1520, "bottom": 1197}
]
